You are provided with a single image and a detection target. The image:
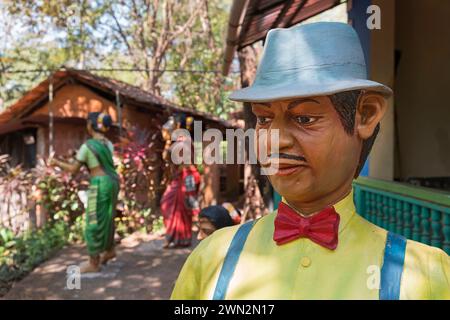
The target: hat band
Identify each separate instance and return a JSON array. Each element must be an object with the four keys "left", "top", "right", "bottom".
[{"left": 255, "top": 62, "right": 368, "bottom": 87}]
